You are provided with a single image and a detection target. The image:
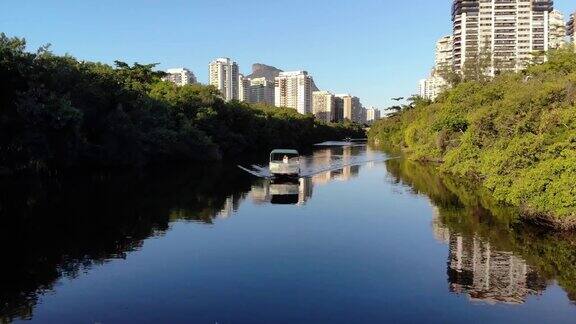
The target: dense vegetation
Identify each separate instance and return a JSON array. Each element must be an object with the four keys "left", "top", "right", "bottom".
[
  {"left": 370, "top": 47, "right": 576, "bottom": 229},
  {"left": 0, "top": 34, "right": 364, "bottom": 174}
]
